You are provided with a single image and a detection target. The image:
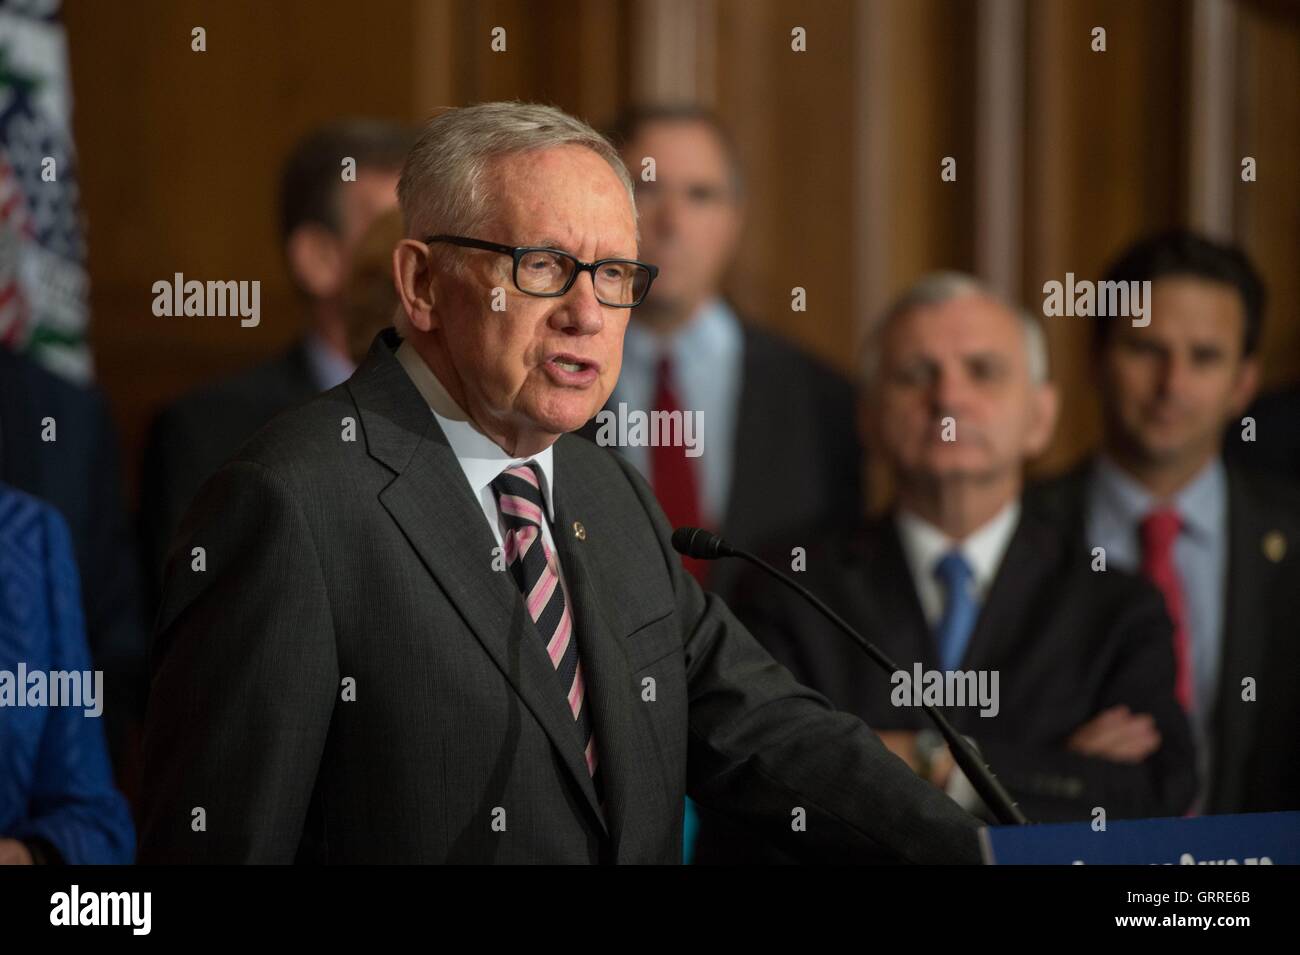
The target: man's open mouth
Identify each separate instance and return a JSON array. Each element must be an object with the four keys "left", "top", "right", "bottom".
[
  {"left": 543, "top": 354, "right": 601, "bottom": 385},
  {"left": 546, "top": 353, "right": 600, "bottom": 372}
]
